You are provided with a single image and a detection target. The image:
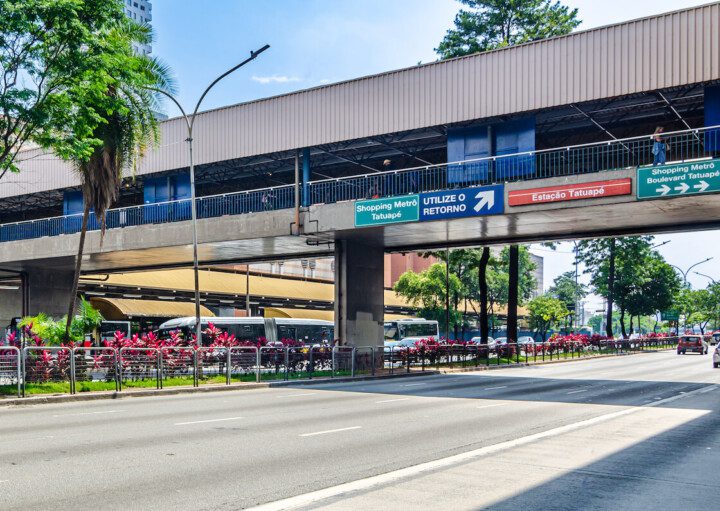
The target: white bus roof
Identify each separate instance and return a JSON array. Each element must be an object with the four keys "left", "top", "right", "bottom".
[{"left": 158, "top": 316, "right": 266, "bottom": 329}]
